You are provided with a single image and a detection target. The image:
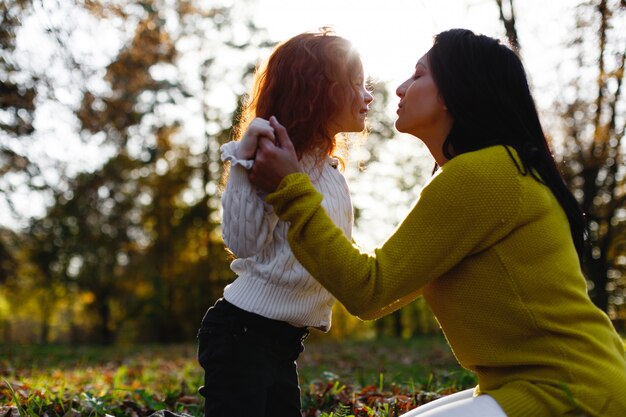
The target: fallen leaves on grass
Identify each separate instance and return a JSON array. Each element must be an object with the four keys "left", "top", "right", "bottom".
[
  {"left": 1, "top": 339, "right": 473, "bottom": 416},
  {"left": 0, "top": 379, "right": 202, "bottom": 417},
  {"left": 302, "top": 372, "right": 457, "bottom": 417}
]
